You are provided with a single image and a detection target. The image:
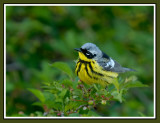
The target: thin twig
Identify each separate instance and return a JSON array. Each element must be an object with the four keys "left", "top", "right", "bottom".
[{"left": 74, "top": 104, "right": 87, "bottom": 113}]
